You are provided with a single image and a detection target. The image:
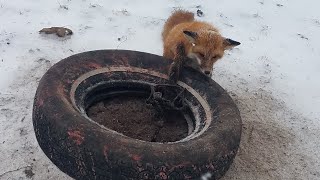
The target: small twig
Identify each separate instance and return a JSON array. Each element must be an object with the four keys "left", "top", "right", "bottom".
[
  {"left": 21, "top": 116, "right": 26, "bottom": 122},
  {"left": 116, "top": 36, "right": 127, "bottom": 49},
  {"left": 57, "top": 0, "right": 68, "bottom": 10},
  {"left": 0, "top": 166, "right": 29, "bottom": 178}
]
